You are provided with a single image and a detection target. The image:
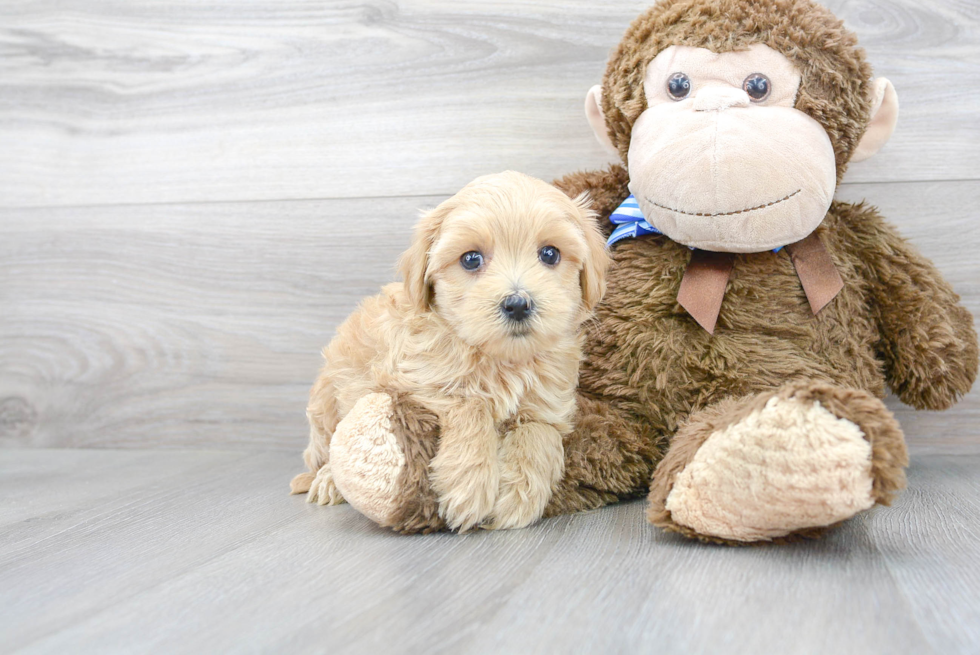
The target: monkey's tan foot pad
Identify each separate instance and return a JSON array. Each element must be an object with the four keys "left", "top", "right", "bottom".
[
  {"left": 647, "top": 384, "right": 907, "bottom": 543},
  {"left": 329, "top": 393, "right": 407, "bottom": 526}
]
